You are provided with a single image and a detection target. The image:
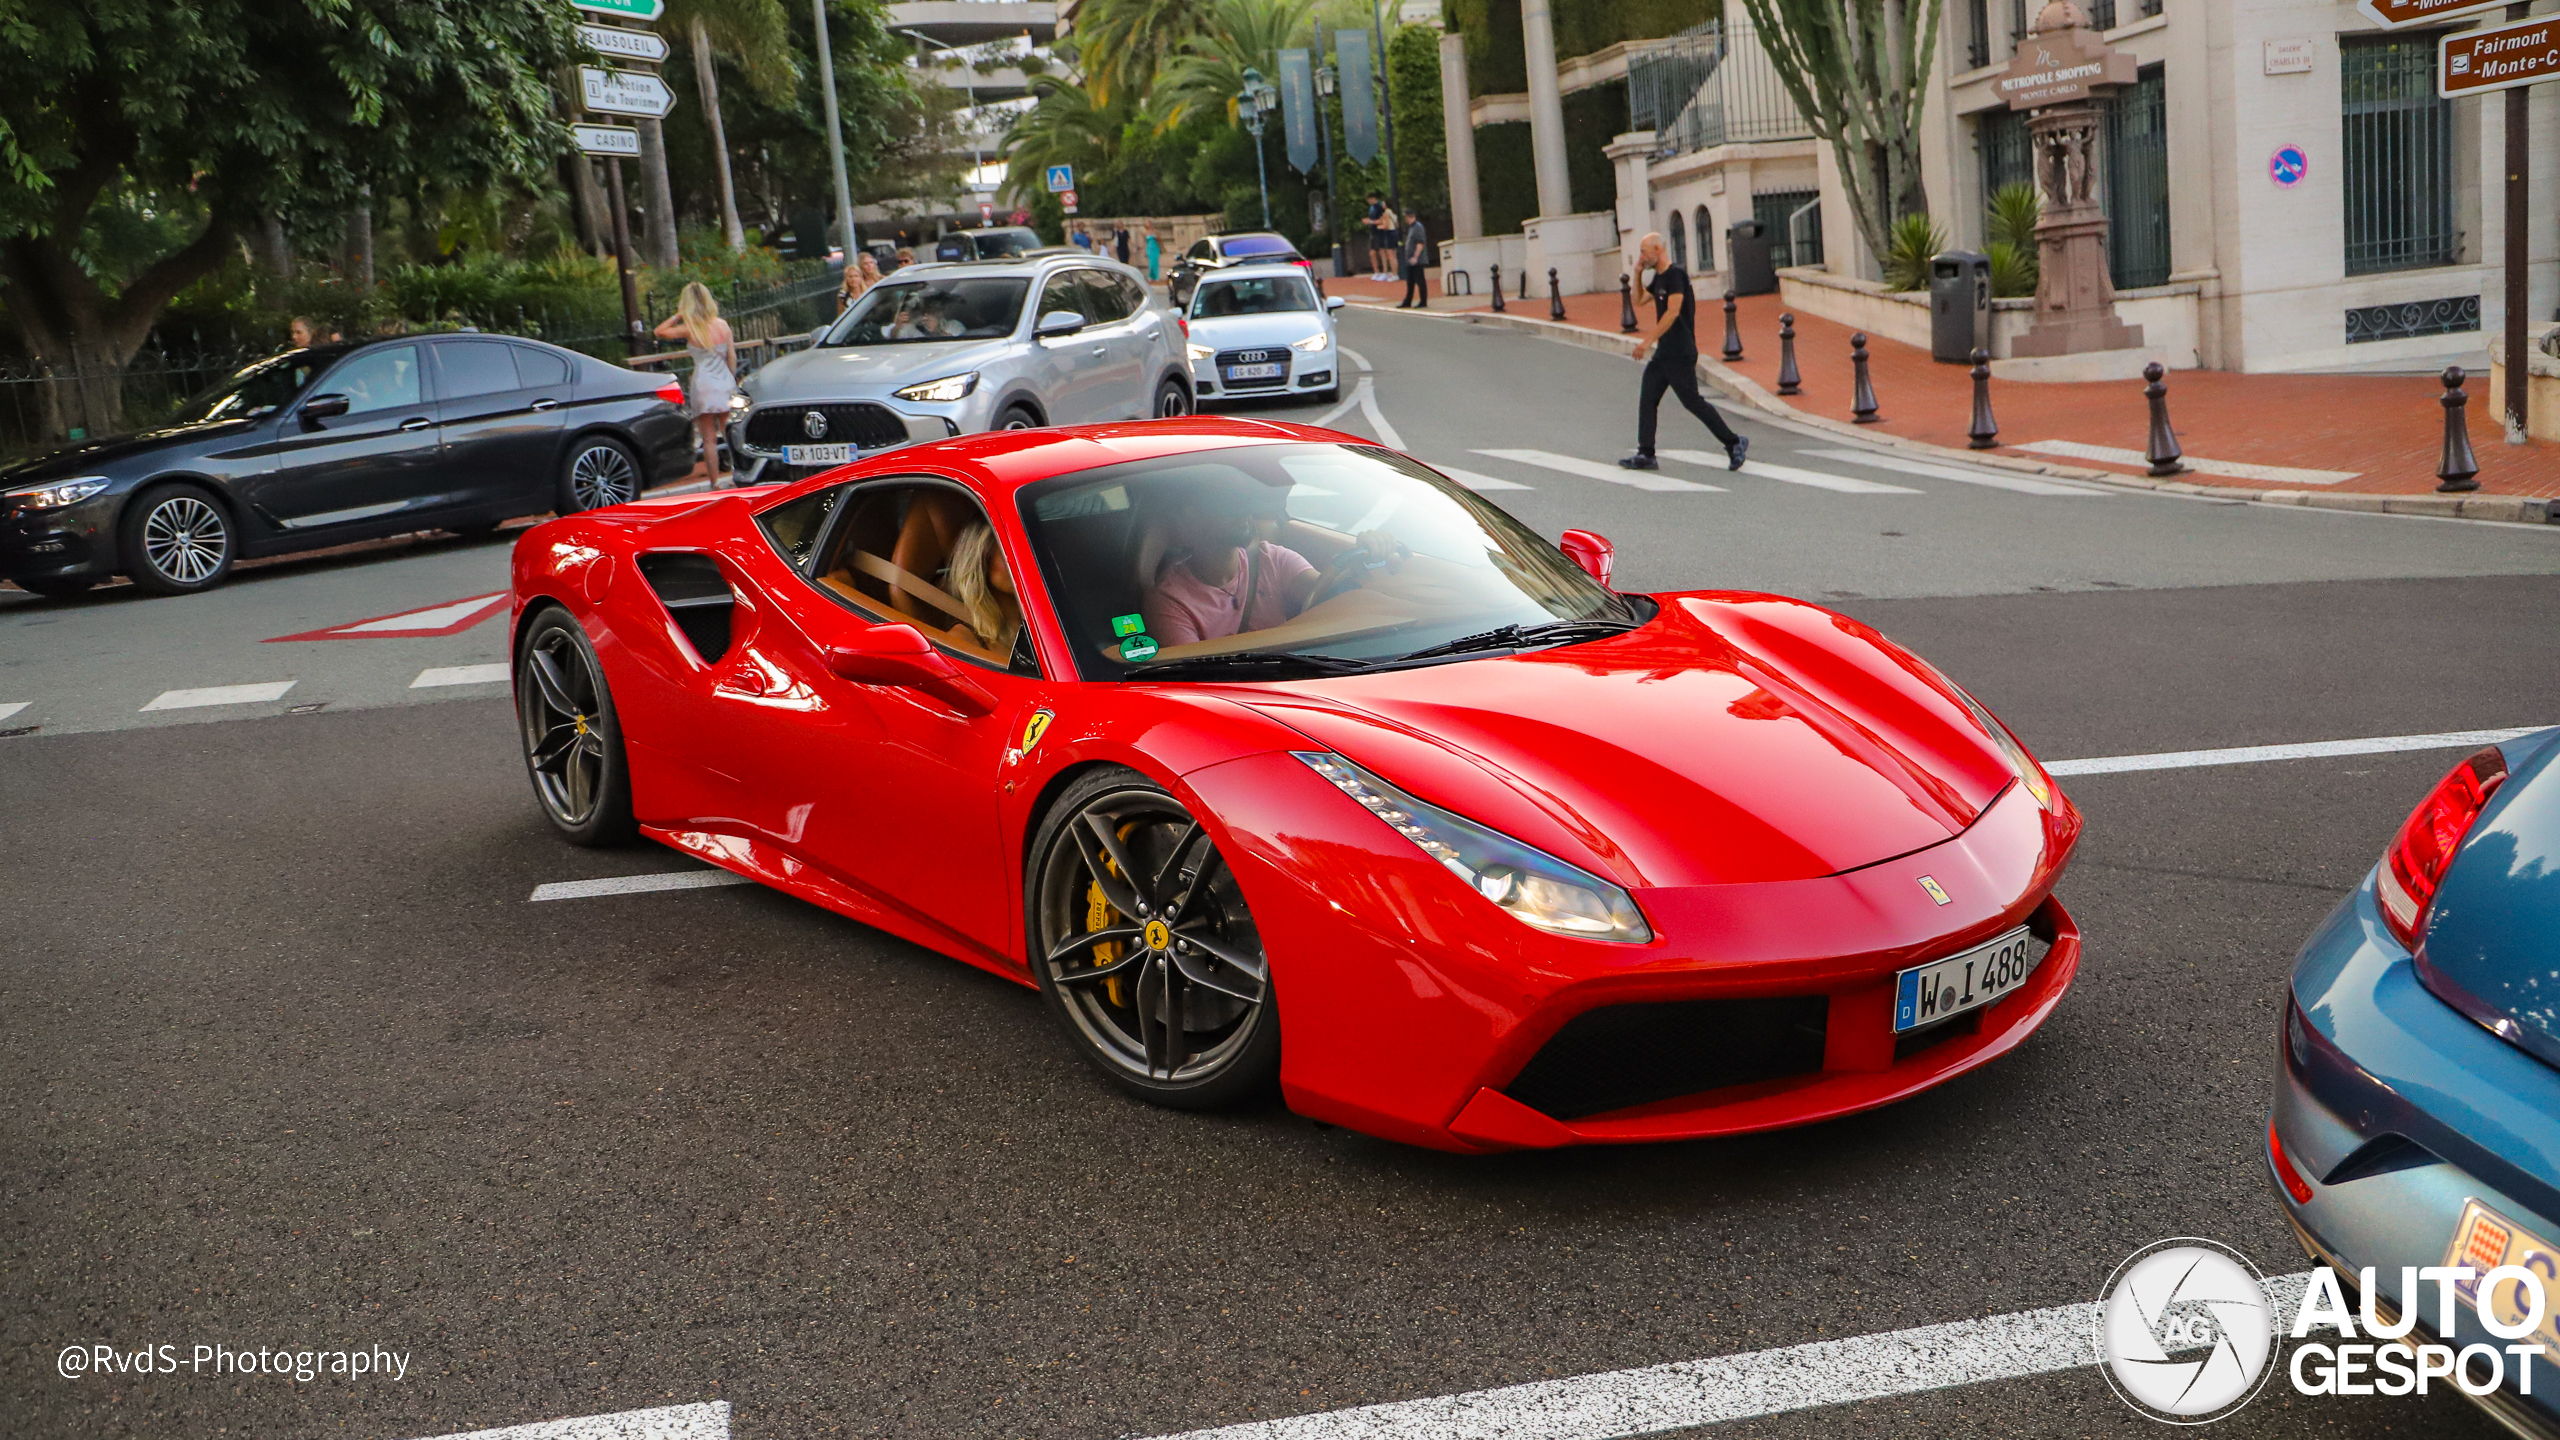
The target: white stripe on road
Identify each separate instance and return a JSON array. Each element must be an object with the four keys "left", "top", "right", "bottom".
[
  {"left": 1358, "top": 378, "right": 1406, "bottom": 451},
  {"left": 1662, "top": 452, "right": 1921, "bottom": 495},
  {"left": 2048, "top": 726, "right": 2548, "bottom": 777},
  {"left": 0, "top": 701, "right": 26, "bottom": 723},
  {"left": 1309, "top": 385, "right": 1363, "bottom": 430},
  {"left": 1340, "top": 347, "right": 1373, "bottom": 373},
  {"left": 2016, "top": 439, "right": 2359, "bottom": 486},
  {"left": 412, "top": 663, "right": 513, "bottom": 688},
  {"left": 1795, "top": 449, "right": 2107, "bottom": 496},
  {"left": 140, "top": 681, "right": 297, "bottom": 712},
  {"left": 333, "top": 592, "right": 508, "bottom": 634},
  {"left": 408, "top": 1401, "right": 729, "bottom": 1440},
  {"left": 530, "top": 870, "right": 755, "bottom": 902},
  {"left": 1473, "top": 449, "right": 1726, "bottom": 494},
  {"left": 1147, "top": 1276, "right": 2309, "bottom": 1440},
  {"left": 1430, "top": 466, "right": 1535, "bottom": 492}
]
